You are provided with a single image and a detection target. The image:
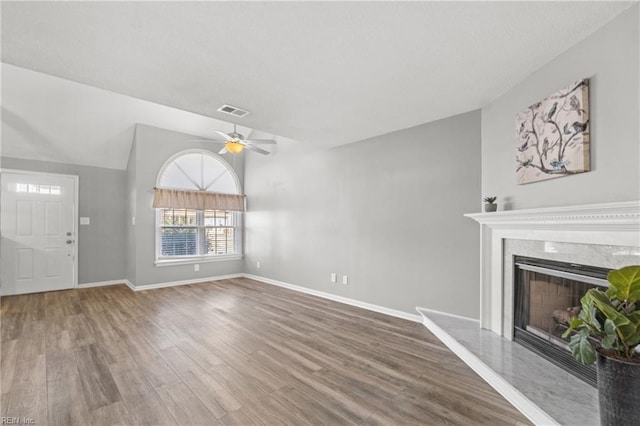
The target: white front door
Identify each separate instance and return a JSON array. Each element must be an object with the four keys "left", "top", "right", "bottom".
[{"left": 1, "top": 170, "right": 78, "bottom": 295}]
